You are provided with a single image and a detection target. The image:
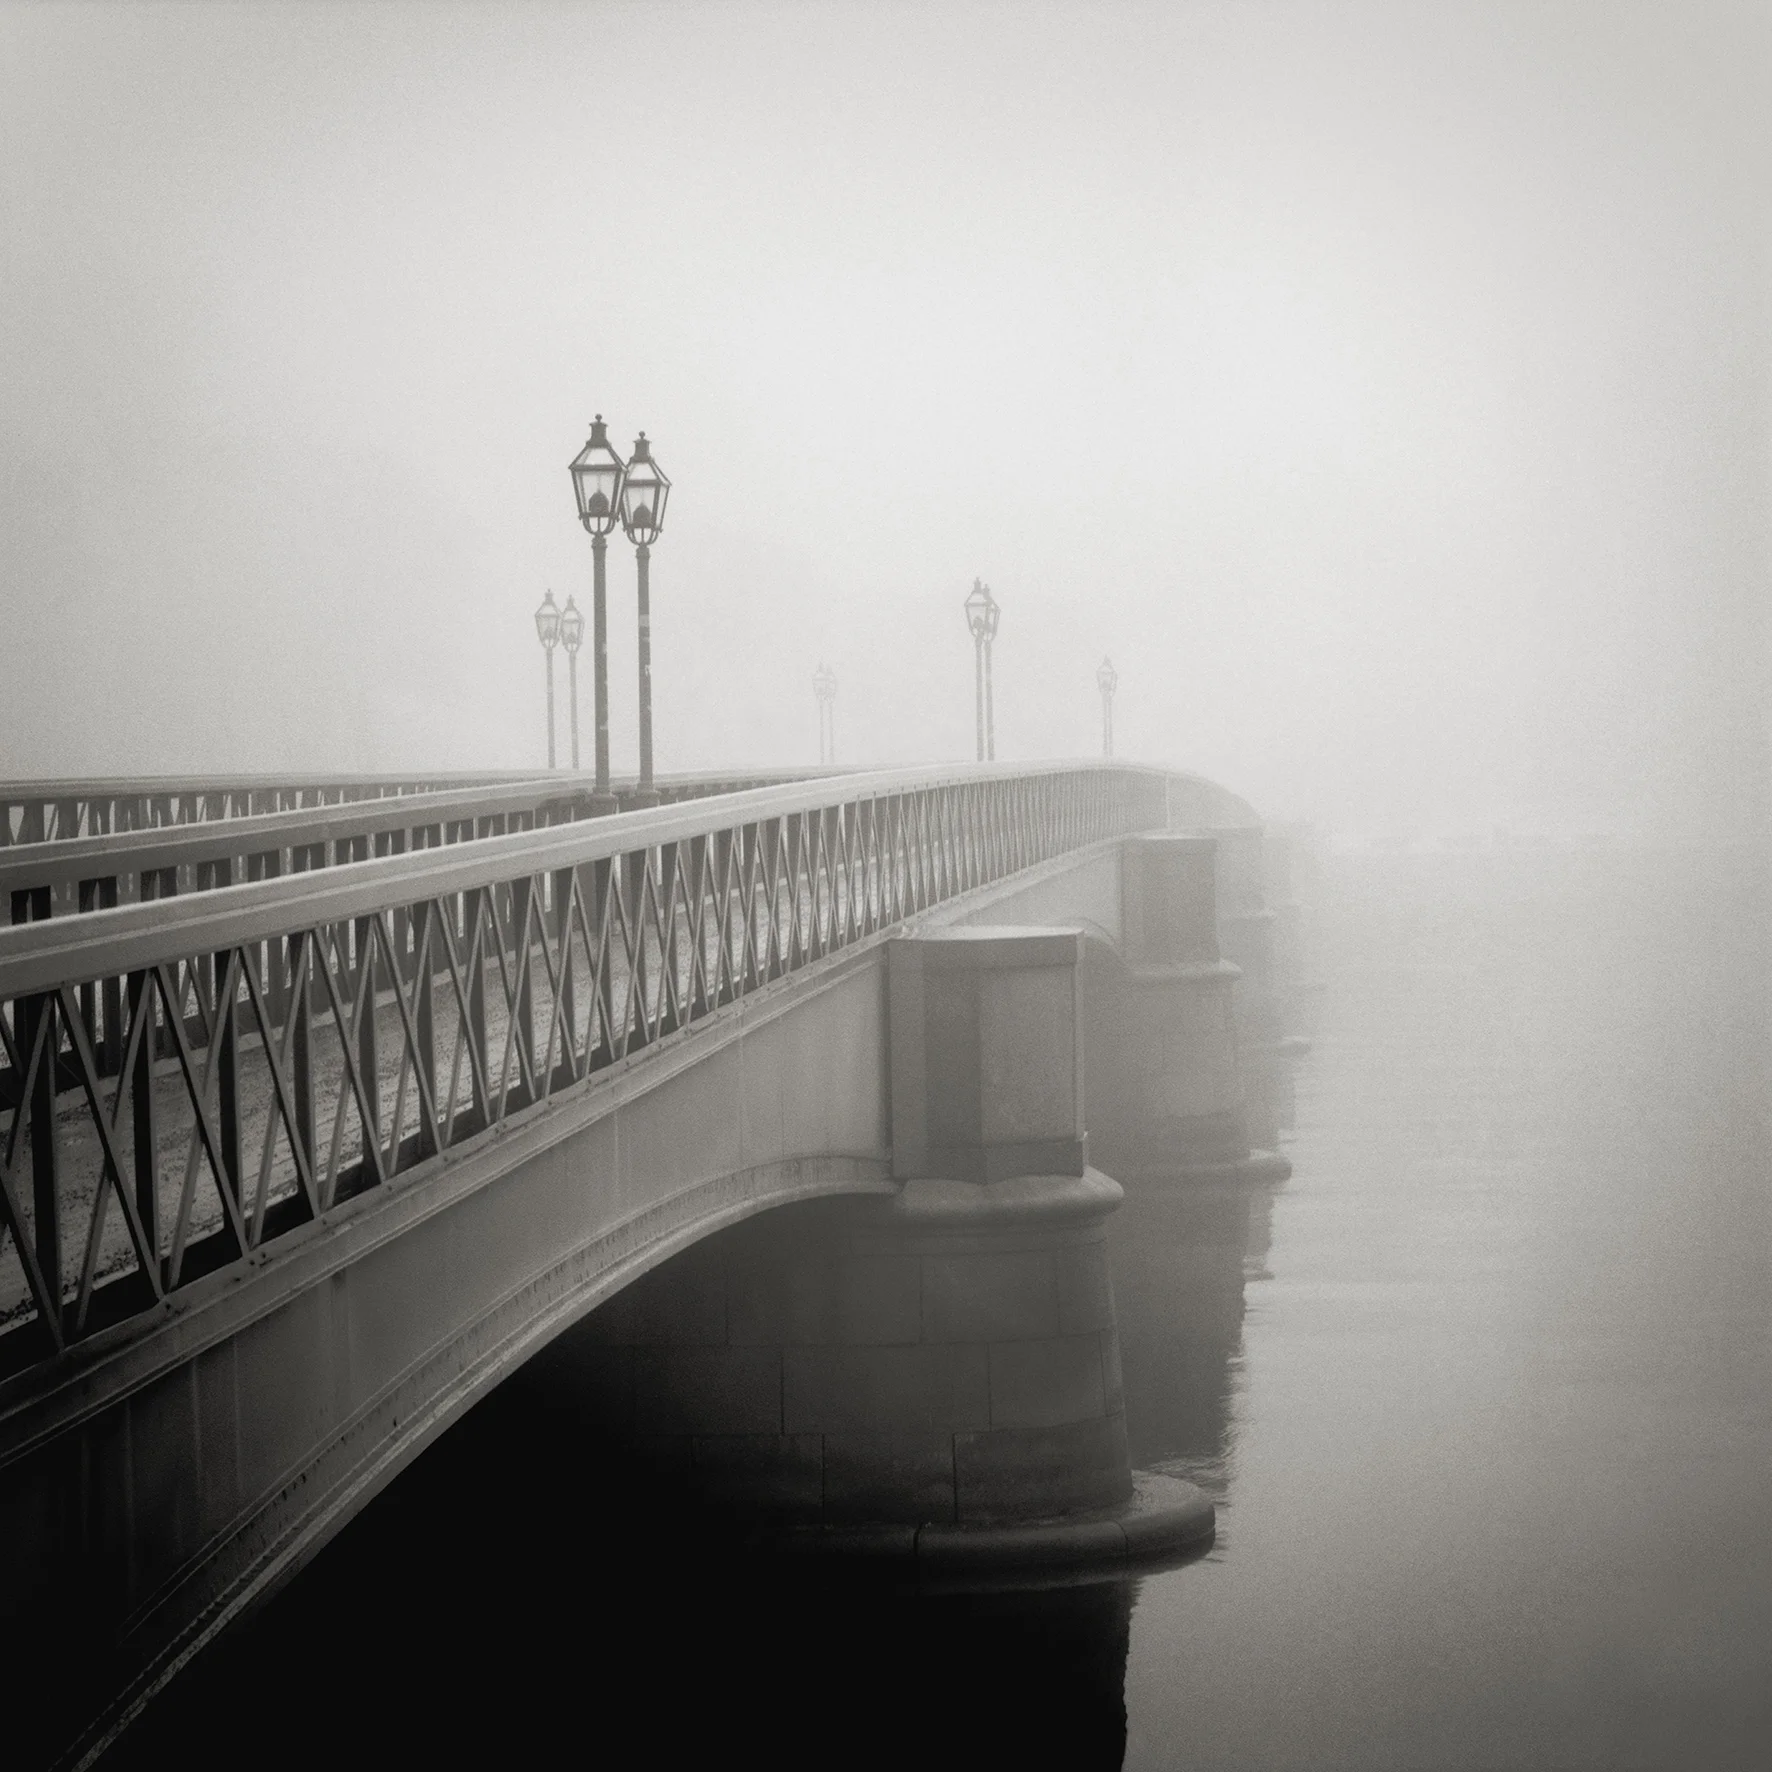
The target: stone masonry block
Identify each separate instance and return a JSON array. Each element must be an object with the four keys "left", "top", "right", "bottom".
[
  {"left": 954, "top": 1414, "right": 1132, "bottom": 1522},
  {"left": 920, "top": 1249, "right": 1059, "bottom": 1343},
  {"left": 987, "top": 1334, "right": 1108, "bottom": 1429},
  {"left": 822, "top": 1432, "right": 958, "bottom": 1524},
  {"left": 1054, "top": 1240, "right": 1116, "bottom": 1335},
  {"left": 783, "top": 1343, "right": 990, "bottom": 1436}
]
